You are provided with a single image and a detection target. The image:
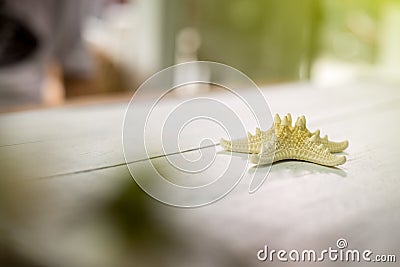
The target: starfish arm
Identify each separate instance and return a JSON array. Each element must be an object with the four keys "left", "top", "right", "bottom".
[
  {"left": 276, "top": 148, "right": 346, "bottom": 166},
  {"left": 220, "top": 138, "right": 261, "bottom": 153},
  {"left": 327, "top": 140, "right": 349, "bottom": 153},
  {"left": 252, "top": 148, "right": 346, "bottom": 167},
  {"left": 309, "top": 130, "right": 349, "bottom": 153}
]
